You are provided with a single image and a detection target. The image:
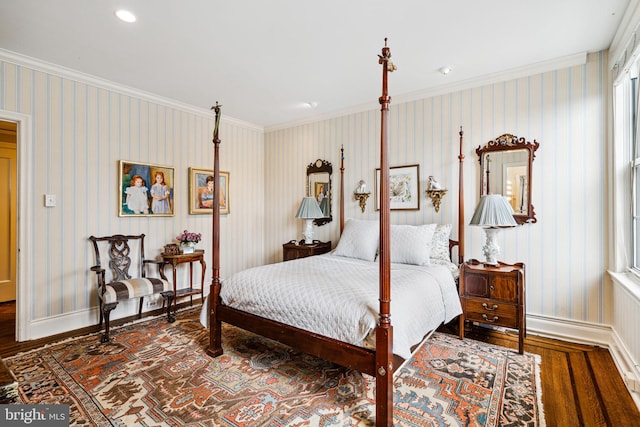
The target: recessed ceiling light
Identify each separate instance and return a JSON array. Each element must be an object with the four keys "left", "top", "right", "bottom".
[
  {"left": 304, "top": 101, "right": 318, "bottom": 108},
  {"left": 115, "top": 9, "right": 137, "bottom": 23},
  {"left": 439, "top": 67, "right": 452, "bottom": 76}
]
